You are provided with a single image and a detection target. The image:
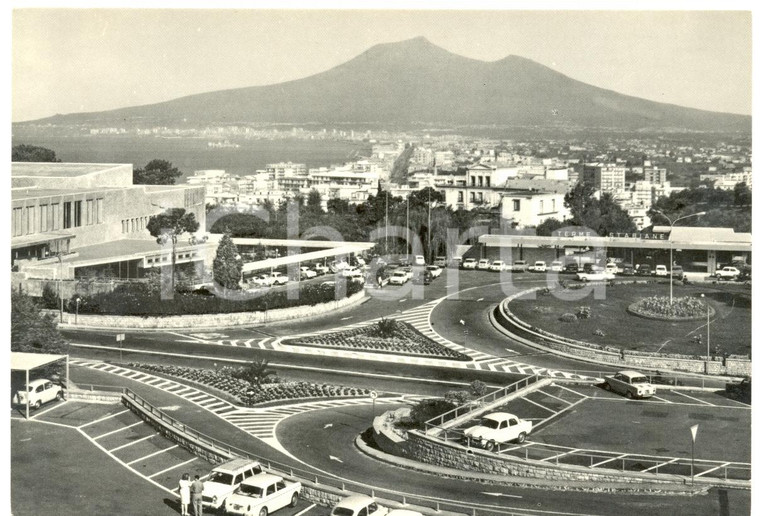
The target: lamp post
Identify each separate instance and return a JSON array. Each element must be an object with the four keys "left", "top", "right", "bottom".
[
  {"left": 701, "top": 294, "right": 710, "bottom": 361},
  {"left": 74, "top": 297, "right": 81, "bottom": 325},
  {"left": 653, "top": 210, "right": 706, "bottom": 304},
  {"left": 385, "top": 190, "right": 389, "bottom": 253},
  {"left": 57, "top": 253, "right": 64, "bottom": 323}
]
